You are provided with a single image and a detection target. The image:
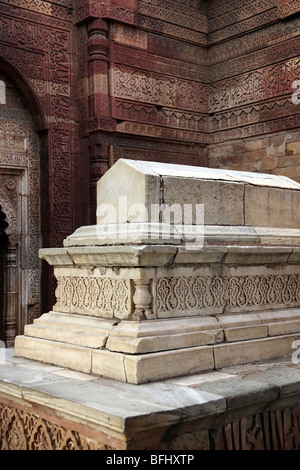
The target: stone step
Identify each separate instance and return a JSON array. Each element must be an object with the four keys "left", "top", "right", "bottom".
[
  {"left": 106, "top": 328, "right": 223, "bottom": 354},
  {"left": 24, "top": 324, "right": 107, "bottom": 349},
  {"left": 214, "top": 335, "right": 296, "bottom": 370},
  {"left": 14, "top": 333, "right": 299, "bottom": 384},
  {"left": 23, "top": 309, "right": 300, "bottom": 356},
  {"left": 33, "top": 311, "right": 117, "bottom": 333}
]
